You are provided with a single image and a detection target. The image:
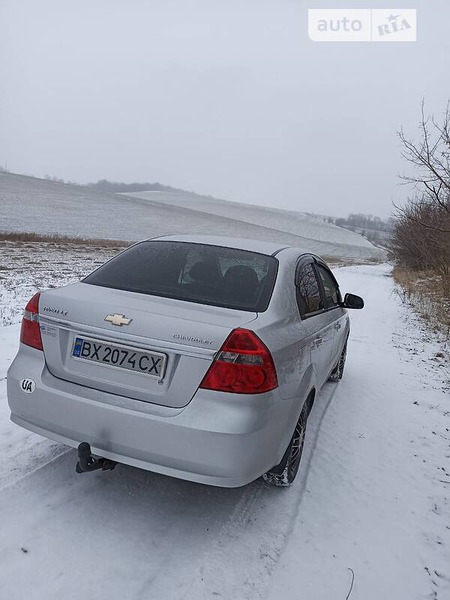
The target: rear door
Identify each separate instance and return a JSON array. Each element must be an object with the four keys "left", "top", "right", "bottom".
[
  {"left": 295, "top": 259, "right": 335, "bottom": 388},
  {"left": 313, "top": 262, "right": 348, "bottom": 367}
]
